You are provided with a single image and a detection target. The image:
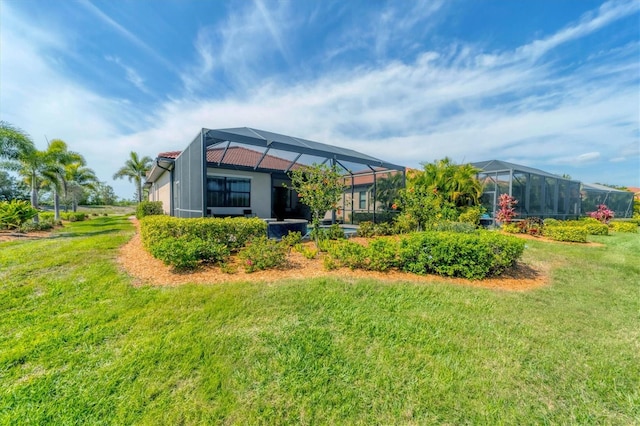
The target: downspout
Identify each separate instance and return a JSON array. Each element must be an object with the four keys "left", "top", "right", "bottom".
[{"left": 202, "top": 129, "right": 207, "bottom": 218}]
